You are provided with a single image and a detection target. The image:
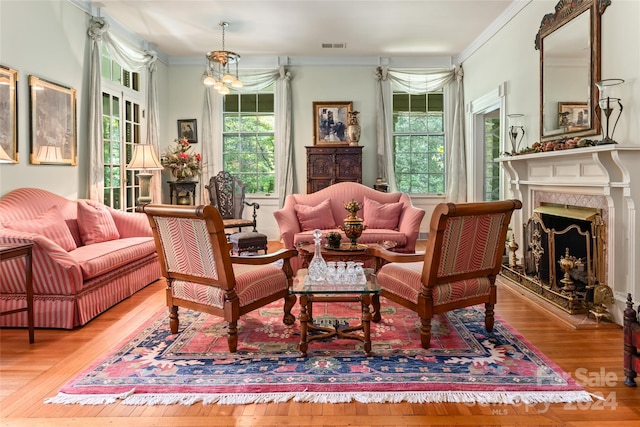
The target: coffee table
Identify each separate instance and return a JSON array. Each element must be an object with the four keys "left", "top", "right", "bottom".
[{"left": 291, "top": 268, "right": 381, "bottom": 357}]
